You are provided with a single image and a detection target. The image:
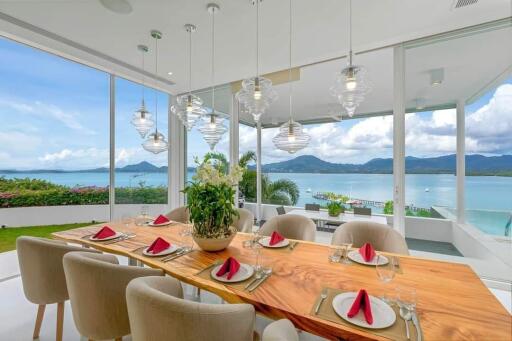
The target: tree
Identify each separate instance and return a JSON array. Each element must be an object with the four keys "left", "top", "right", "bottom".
[{"left": 200, "top": 151, "right": 300, "bottom": 206}]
